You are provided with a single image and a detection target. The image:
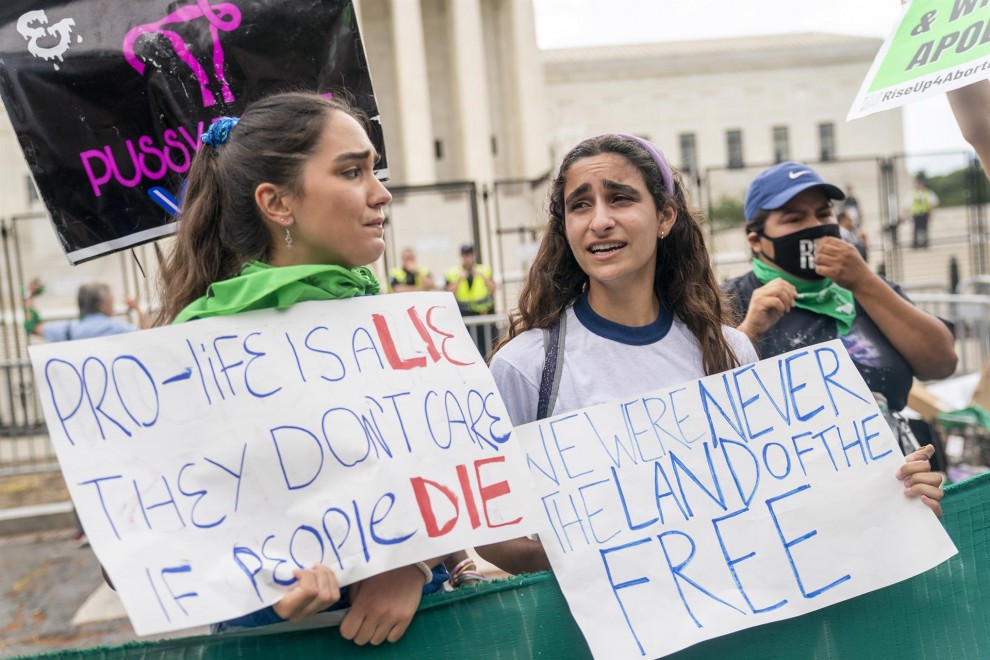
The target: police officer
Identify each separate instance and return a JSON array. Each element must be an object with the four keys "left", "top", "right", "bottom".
[
  {"left": 446, "top": 243, "right": 497, "bottom": 353},
  {"left": 389, "top": 247, "right": 435, "bottom": 292},
  {"left": 908, "top": 178, "right": 939, "bottom": 249},
  {"left": 445, "top": 244, "right": 496, "bottom": 315}
]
